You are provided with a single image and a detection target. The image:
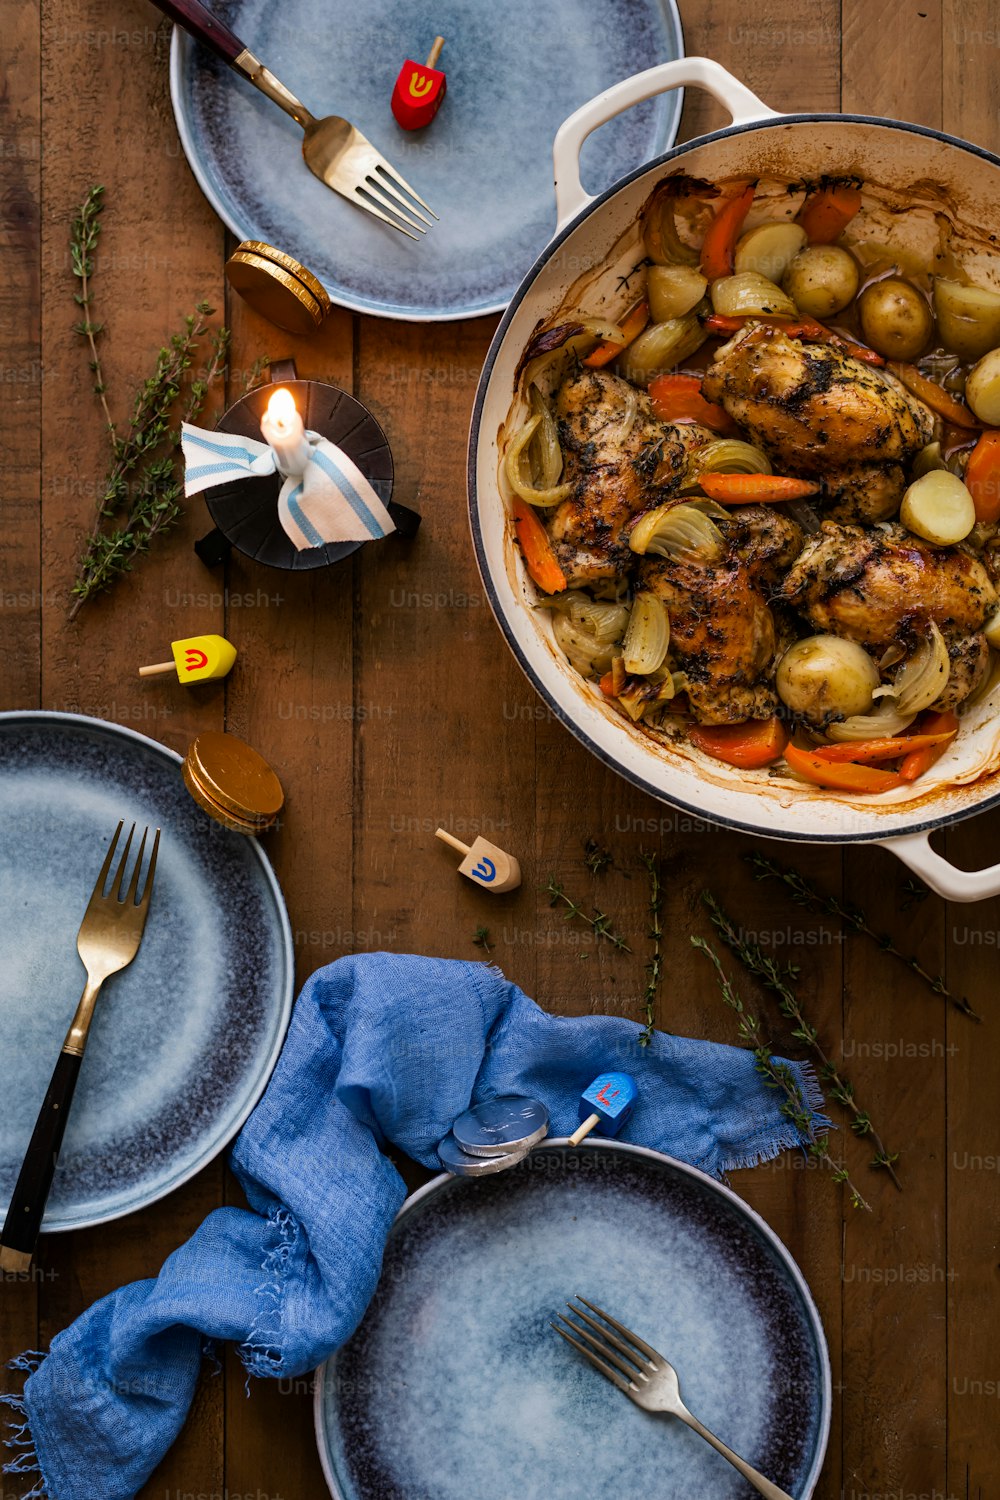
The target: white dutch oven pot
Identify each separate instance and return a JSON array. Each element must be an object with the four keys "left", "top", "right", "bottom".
[{"left": 469, "top": 58, "right": 1000, "bottom": 902}]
